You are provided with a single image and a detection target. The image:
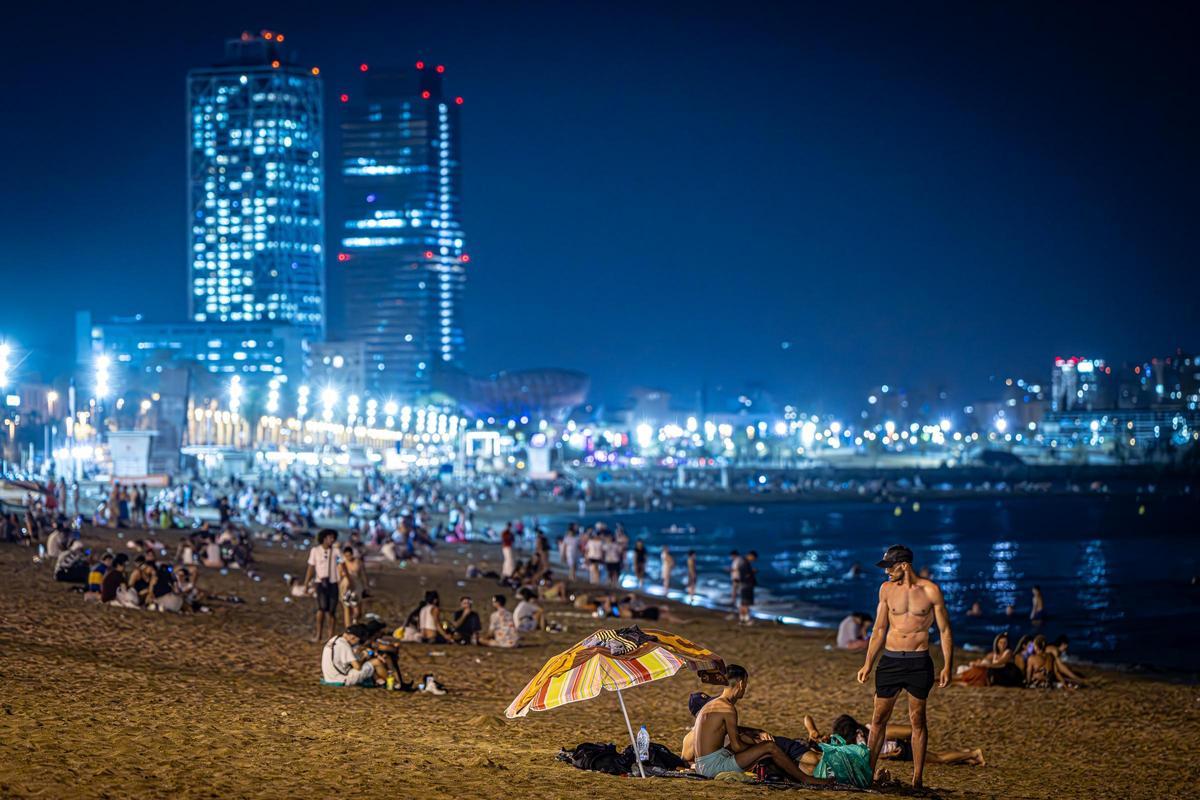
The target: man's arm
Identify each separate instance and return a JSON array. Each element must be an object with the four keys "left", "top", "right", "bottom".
[
  {"left": 930, "top": 582, "right": 953, "bottom": 687},
  {"left": 722, "top": 710, "right": 746, "bottom": 753},
  {"left": 857, "top": 587, "right": 890, "bottom": 683}
]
